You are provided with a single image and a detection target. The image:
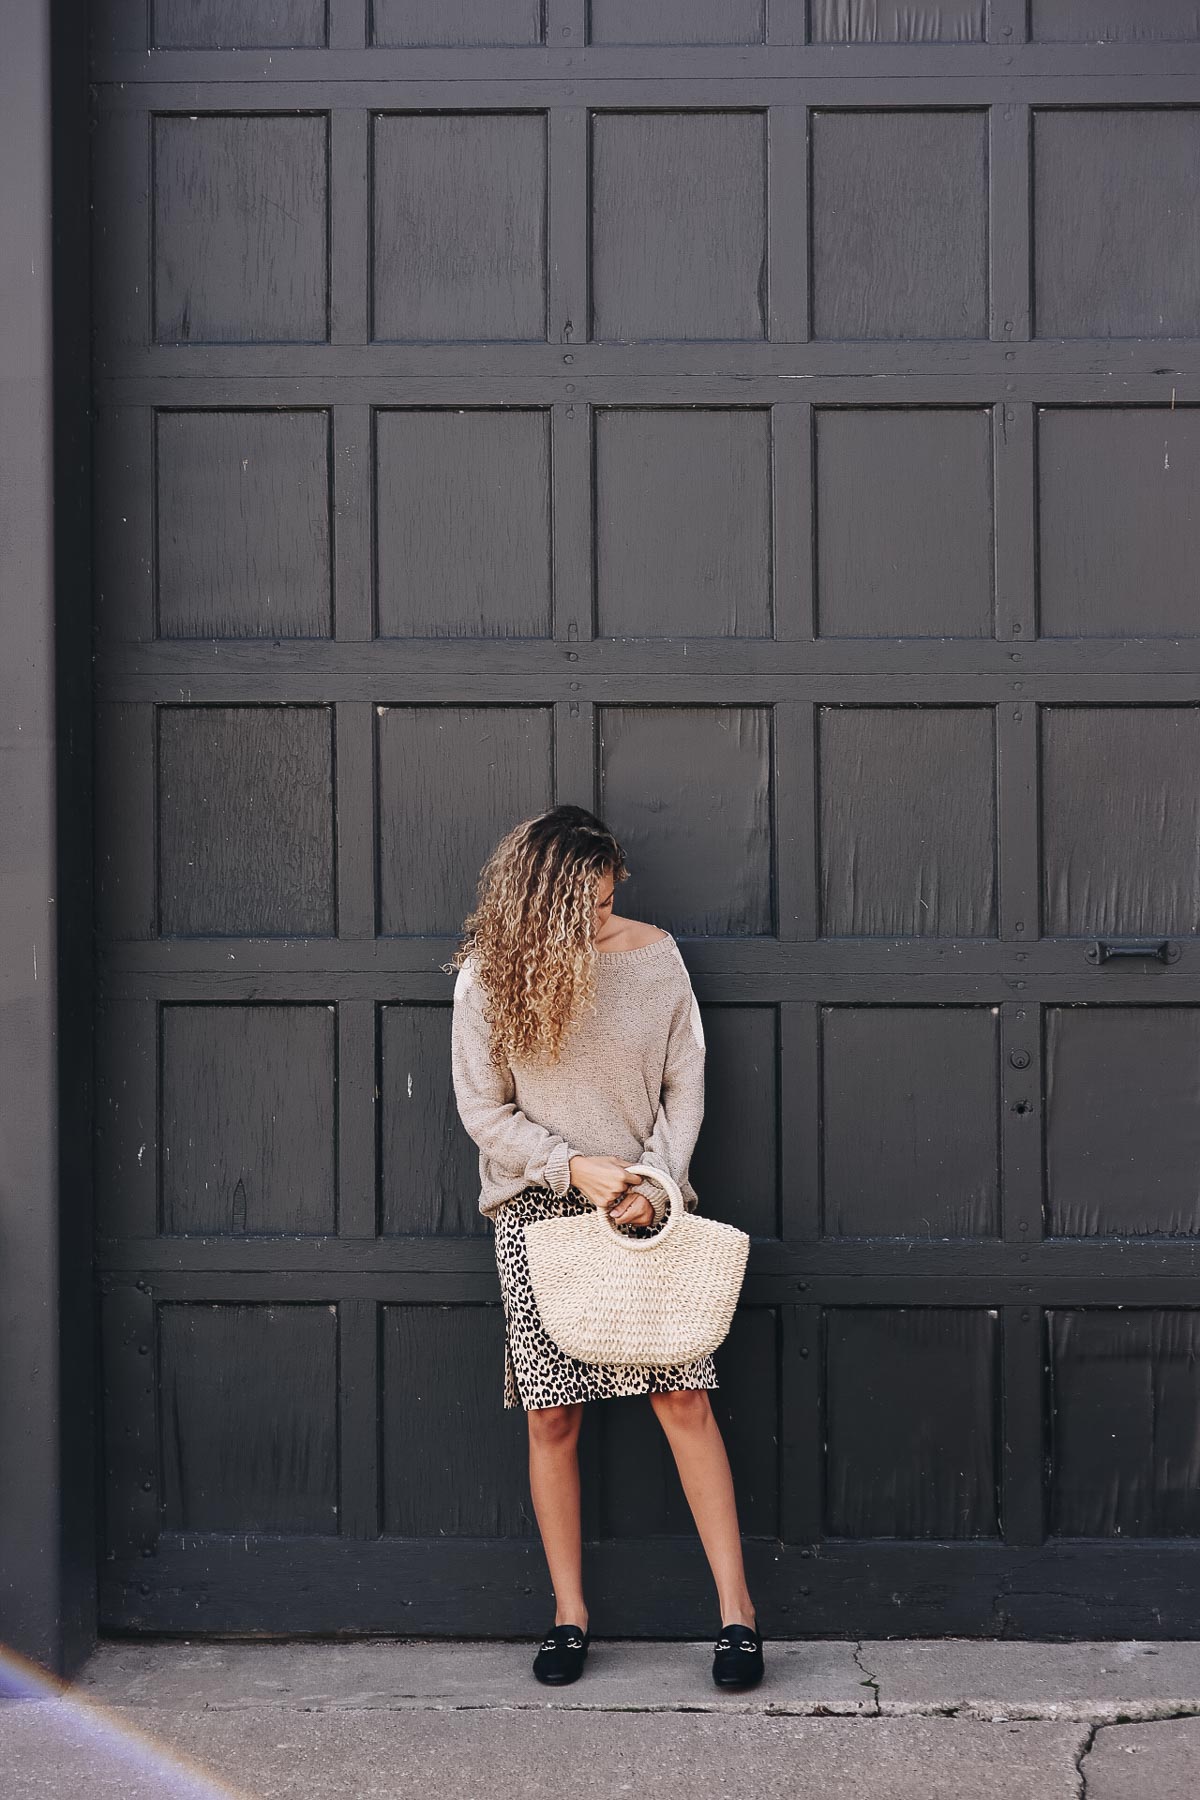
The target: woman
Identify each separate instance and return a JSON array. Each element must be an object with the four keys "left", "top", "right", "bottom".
[{"left": 446, "top": 804, "right": 762, "bottom": 1691}]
